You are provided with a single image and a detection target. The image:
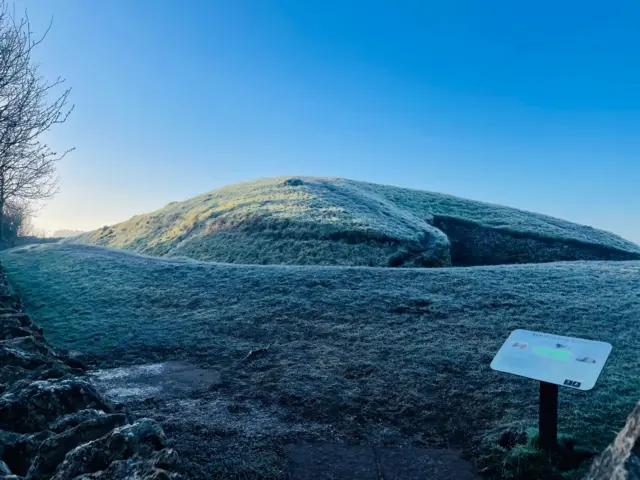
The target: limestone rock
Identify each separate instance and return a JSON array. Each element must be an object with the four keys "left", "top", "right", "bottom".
[
  {"left": 27, "top": 413, "right": 127, "bottom": 477},
  {"left": 52, "top": 347, "right": 89, "bottom": 371},
  {"left": 64, "top": 351, "right": 88, "bottom": 372},
  {"left": 50, "top": 419, "right": 169, "bottom": 480},
  {"left": 32, "top": 364, "right": 85, "bottom": 382},
  {"left": 0, "top": 296, "right": 24, "bottom": 313},
  {"left": 0, "top": 365, "right": 31, "bottom": 386},
  {"left": 66, "top": 450, "right": 182, "bottom": 479},
  {"left": 0, "top": 321, "right": 31, "bottom": 341},
  {"left": 0, "top": 378, "right": 113, "bottom": 433},
  {"left": 2, "top": 336, "right": 61, "bottom": 362},
  {"left": 585, "top": 401, "right": 640, "bottom": 480},
  {"left": 0, "top": 334, "right": 78, "bottom": 386},
  {"left": 0, "top": 339, "right": 51, "bottom": 371},
  {"left": 0, "top": 267, "right": 182, "bottom": 479},
  {"left": 0, "top": 460, "right": 12, "bottom": 475},
  {"left": 48, "top": 410, "right": 112, "bottom": 434},
  {"left": 0, "top": 430, "right": 52, "bottom": 476},
  {"left": 627, "top": 455, "right": 640, "bottom": 480},
  {"left": 0, "top": 312, "right": 32, "bottom": 327}
]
